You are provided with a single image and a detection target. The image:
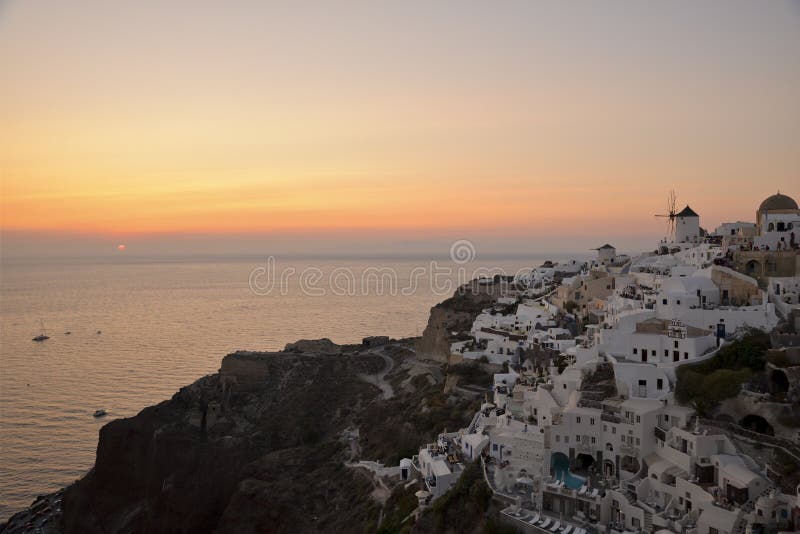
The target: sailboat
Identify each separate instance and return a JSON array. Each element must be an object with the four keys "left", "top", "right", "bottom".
[{"left": 32, "top": 320, "right": 50, "bottom": 342}]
